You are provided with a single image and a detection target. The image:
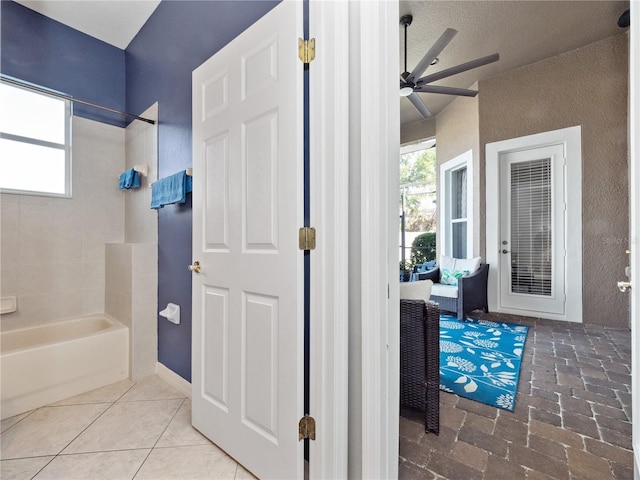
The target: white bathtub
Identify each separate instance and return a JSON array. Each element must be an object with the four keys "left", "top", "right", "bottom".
[{"left": 1, "top": 314, "right": 129, "bottom": 420}]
